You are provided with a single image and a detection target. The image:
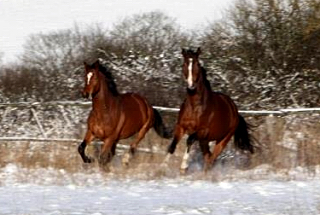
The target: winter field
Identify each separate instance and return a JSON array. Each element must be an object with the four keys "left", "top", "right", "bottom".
[
  {"left": 0, "top": 142, "right": 320, "bottom": 215},
  {"left": 1, "top": 104, "right": 320, "bottom": 214}
]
